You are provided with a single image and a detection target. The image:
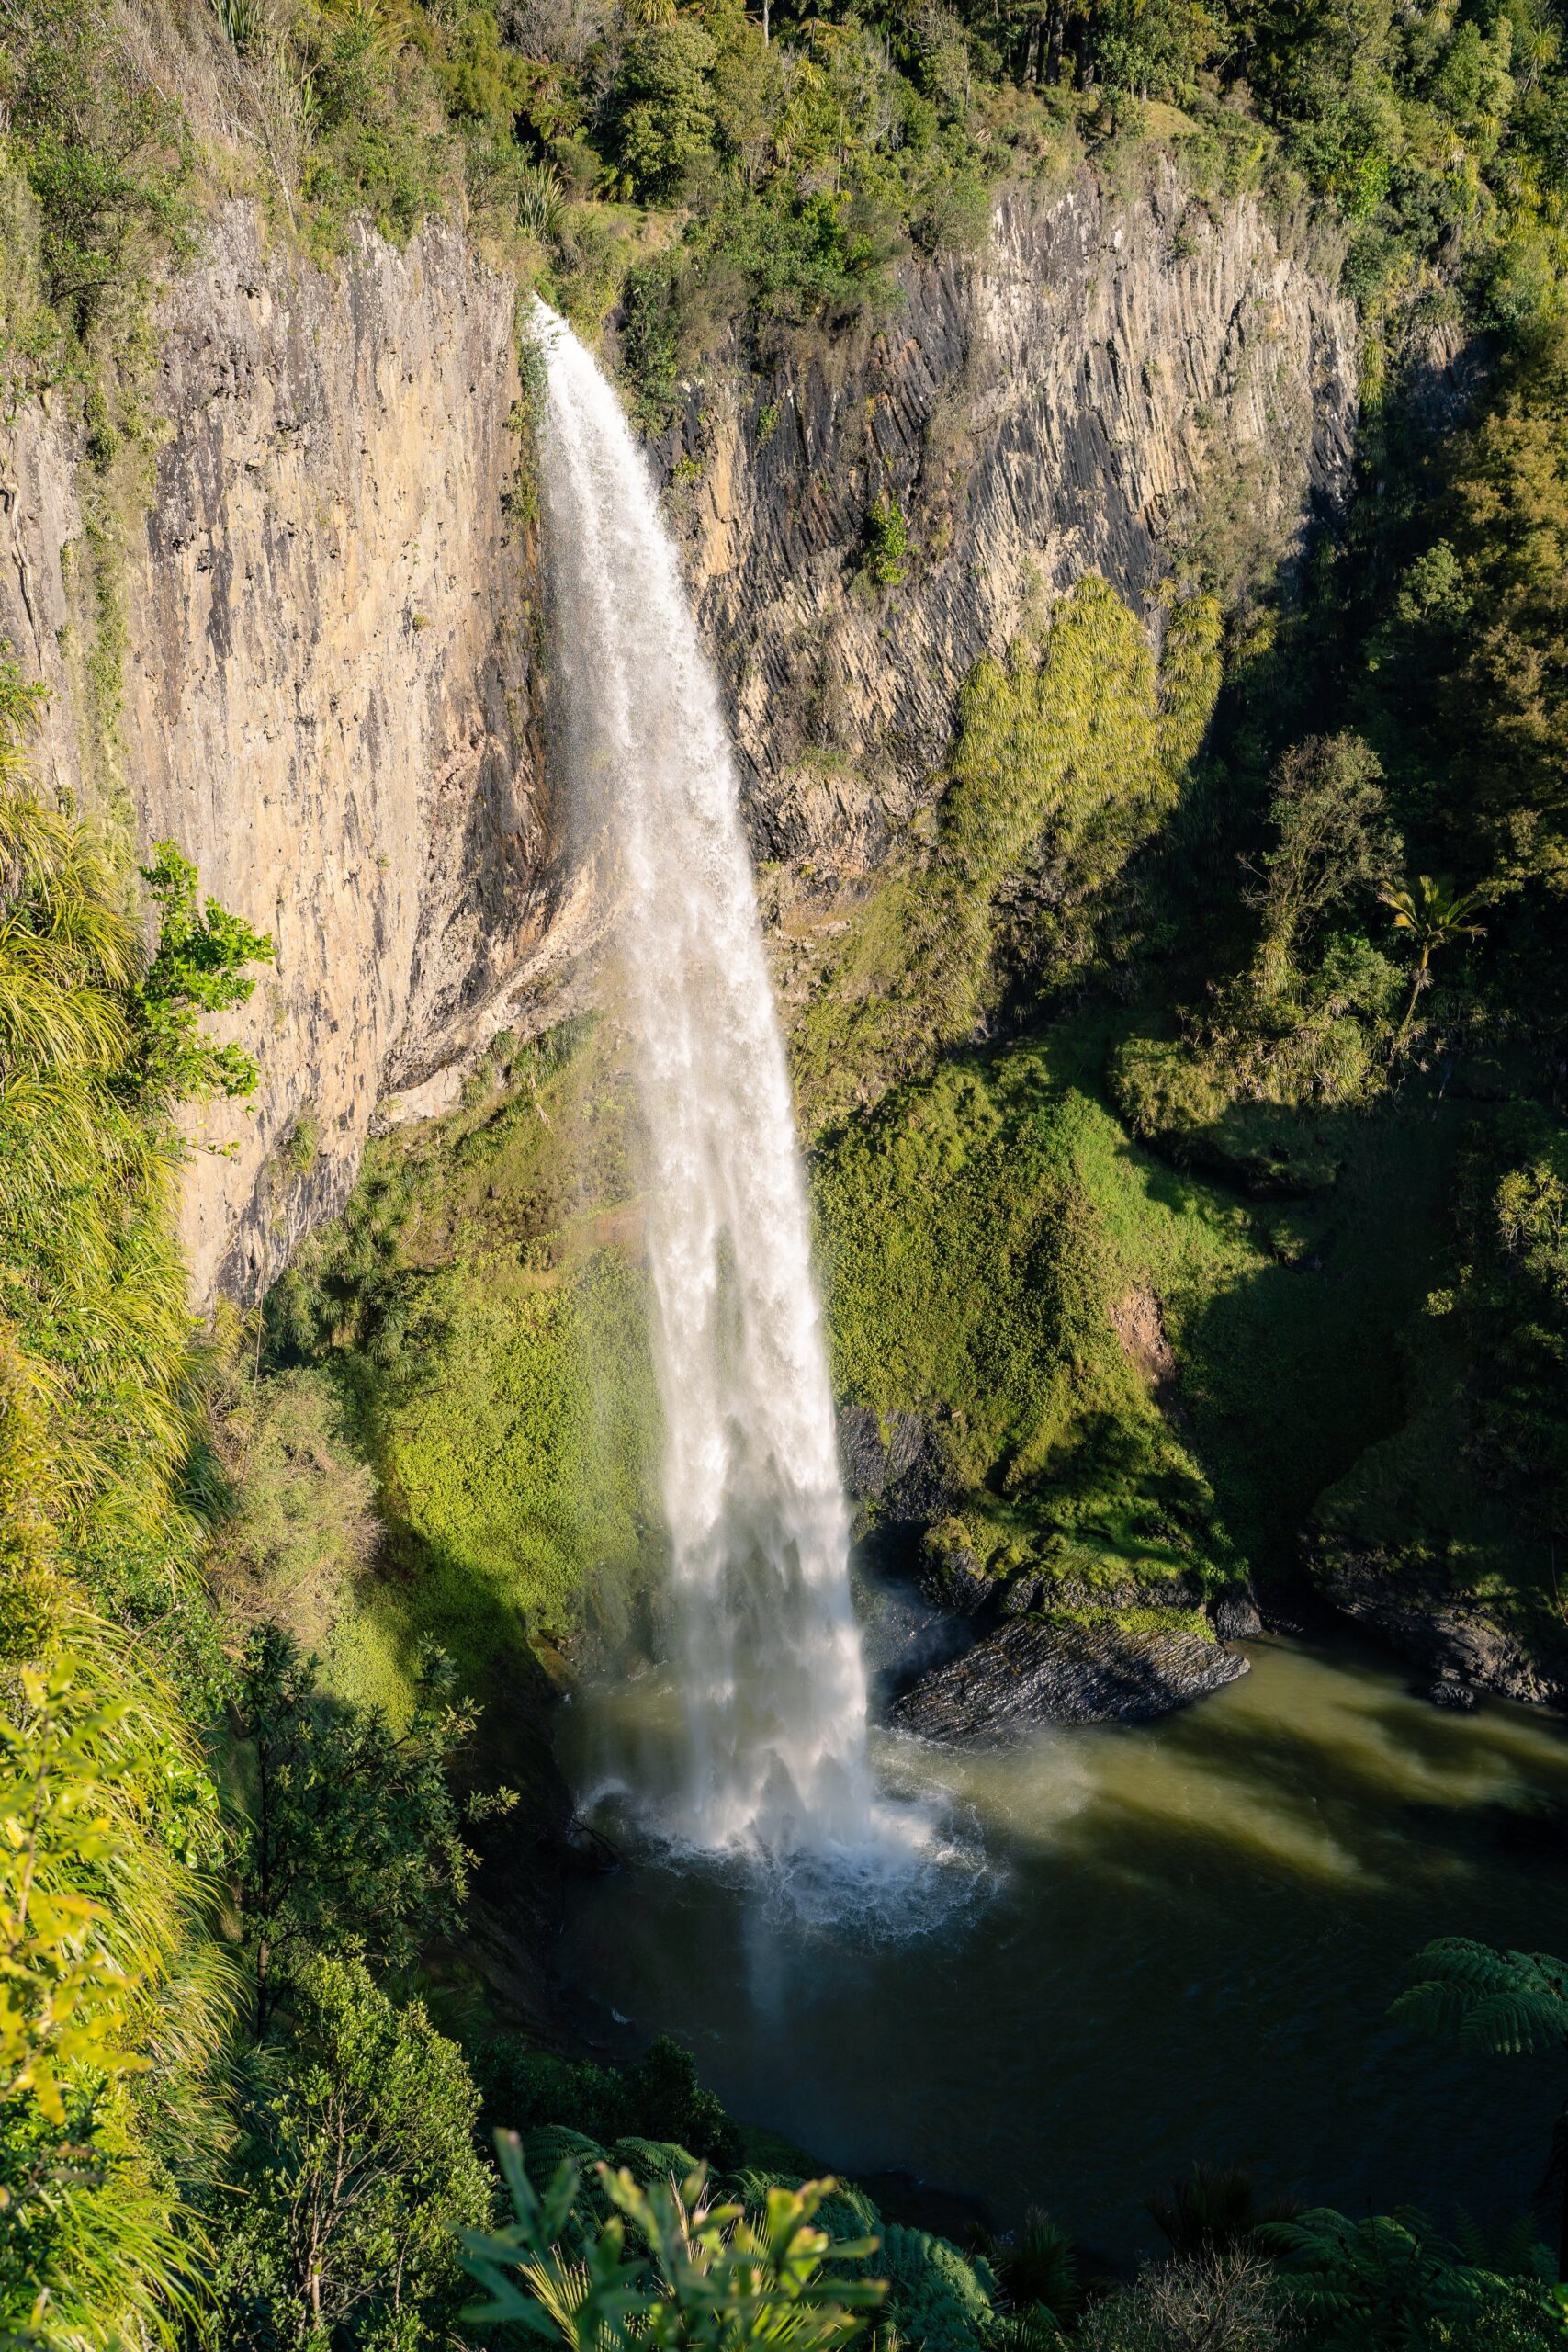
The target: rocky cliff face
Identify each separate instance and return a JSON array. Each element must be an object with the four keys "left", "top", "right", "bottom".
[
  {"left": 1, "top": 162, "right": 1357, "bottom": 1307},
  {"left": 0, "top": 202, "right": 574, "bottom": 1306},
  {"left": 664, "top": 160, "right": 1358, "bottom": 868}
]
